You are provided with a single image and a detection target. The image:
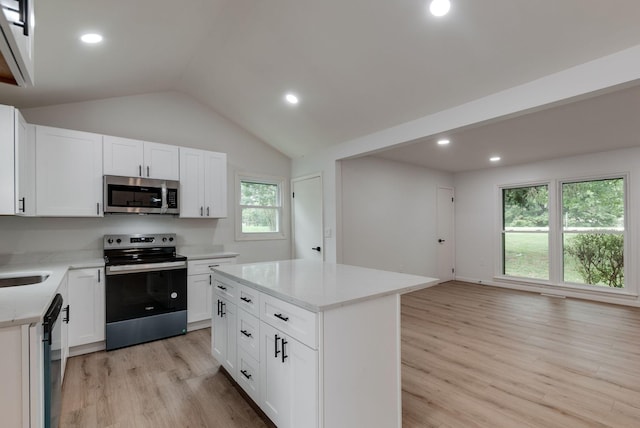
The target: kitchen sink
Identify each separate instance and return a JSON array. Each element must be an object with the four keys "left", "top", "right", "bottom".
[{"left": 0, "top": 273, "right": 50, "bottom": 288}]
